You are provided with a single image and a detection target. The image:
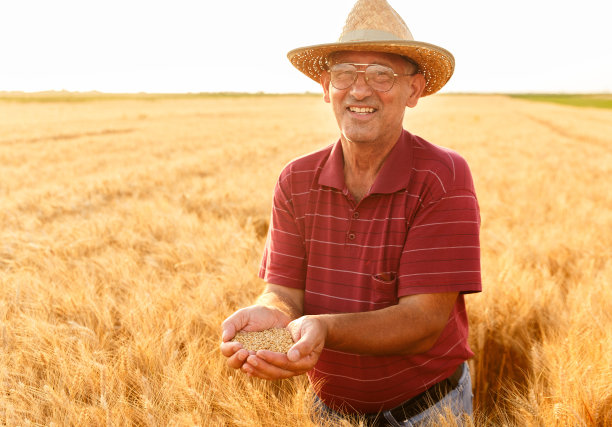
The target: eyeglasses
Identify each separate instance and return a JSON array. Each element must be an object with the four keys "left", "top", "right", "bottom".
[{"left": 328, "top": 63, "right": 417, "bottom": 92}]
